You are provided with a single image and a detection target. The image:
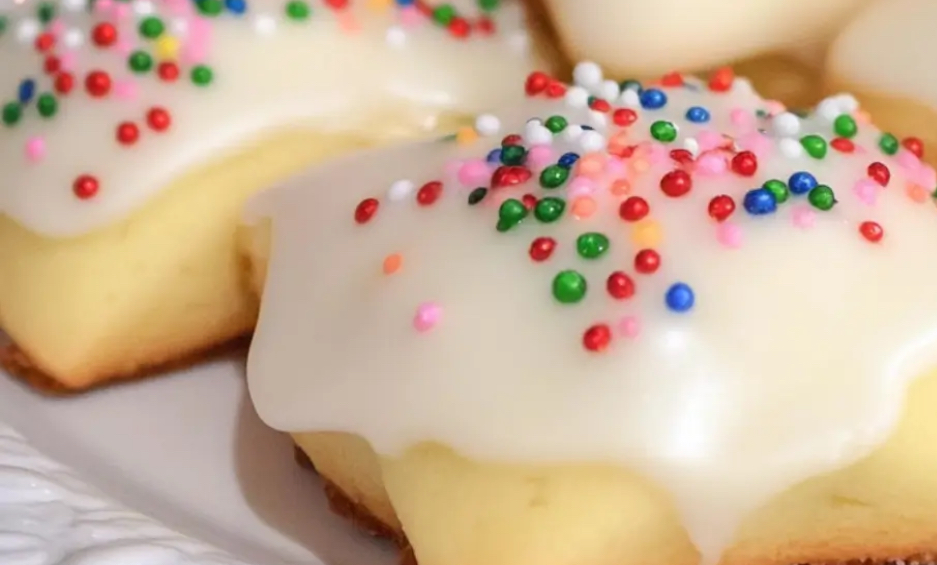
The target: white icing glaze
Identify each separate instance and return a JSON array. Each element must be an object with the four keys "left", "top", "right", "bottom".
[
  {"left": 246, "top": 68, "right": 937, "bottom": 563},
  {"left": 827, "top": 0, "right": 937, "bottom": 107},
  {"left": 536, "top": 0, "right": 867, "bottom": 77},
  {"left": 0, "top": 0, "right": 536, "bottom": 238}
]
